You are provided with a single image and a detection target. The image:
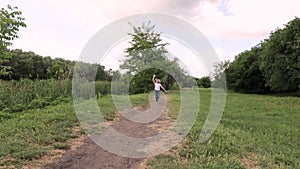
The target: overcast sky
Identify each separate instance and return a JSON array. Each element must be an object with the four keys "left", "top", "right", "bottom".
[{"left": 1, "top": 0, "right": 300, "bottom": 77}]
